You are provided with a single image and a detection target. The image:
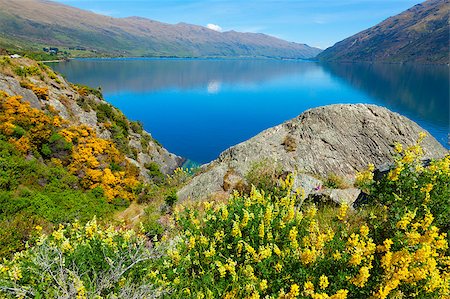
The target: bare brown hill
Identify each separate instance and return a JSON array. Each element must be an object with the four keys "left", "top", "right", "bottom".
[{"left": 317, "top": 0, "right": 449, "bottom": 64}]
